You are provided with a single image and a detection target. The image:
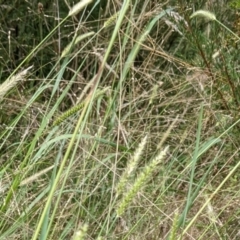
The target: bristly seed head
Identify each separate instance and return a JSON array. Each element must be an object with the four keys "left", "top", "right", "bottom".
[
  {"left": 190, "top": 10, "right": 216, "bottom": 21},
  {"left": 68, "top": 0, "right": 93, "bottom": 17}
]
